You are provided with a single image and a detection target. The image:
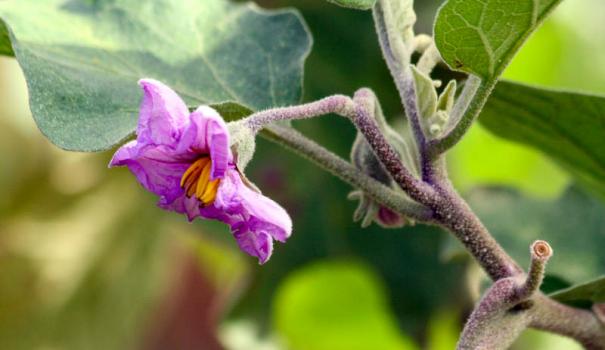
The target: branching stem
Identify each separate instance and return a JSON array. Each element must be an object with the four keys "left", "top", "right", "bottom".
[{"left": 261, "top": 125, "right": 431, "bottom": 221}]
